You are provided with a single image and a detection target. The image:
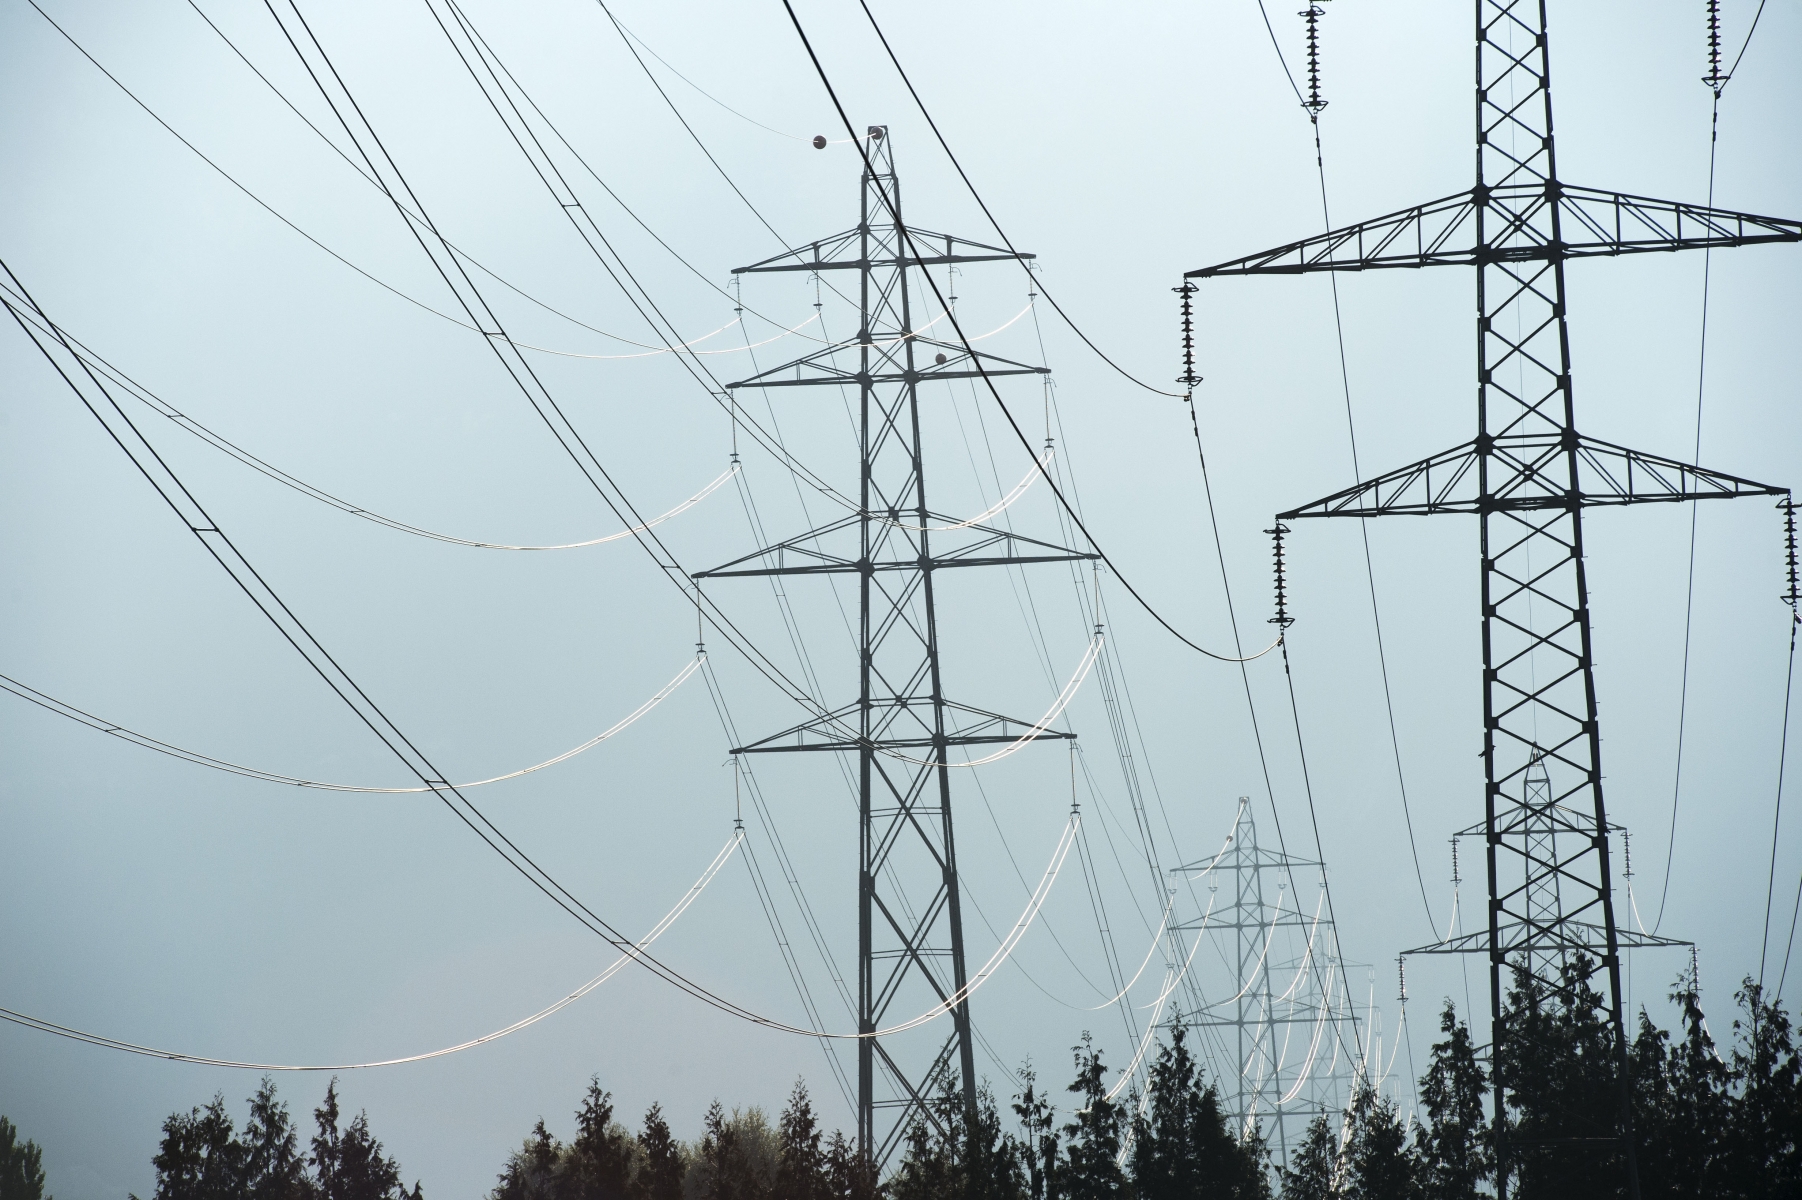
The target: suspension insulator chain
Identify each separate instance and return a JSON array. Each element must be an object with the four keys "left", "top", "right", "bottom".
[
  {"left": 1781, "top": 496, "right": 1800, "bottom": 619},
  {"left": 1174, "top": 282, "right": 1201, "bottom": 393},
  {"left": 1267, "top": 521, "right": 1295, "bottom": 630},
  {"left": 1703, "top": 0, "right": 1727, "bottom": 95},
  {"left": 1301, "top": 3, "right": 1329, "bottom": 120}
]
